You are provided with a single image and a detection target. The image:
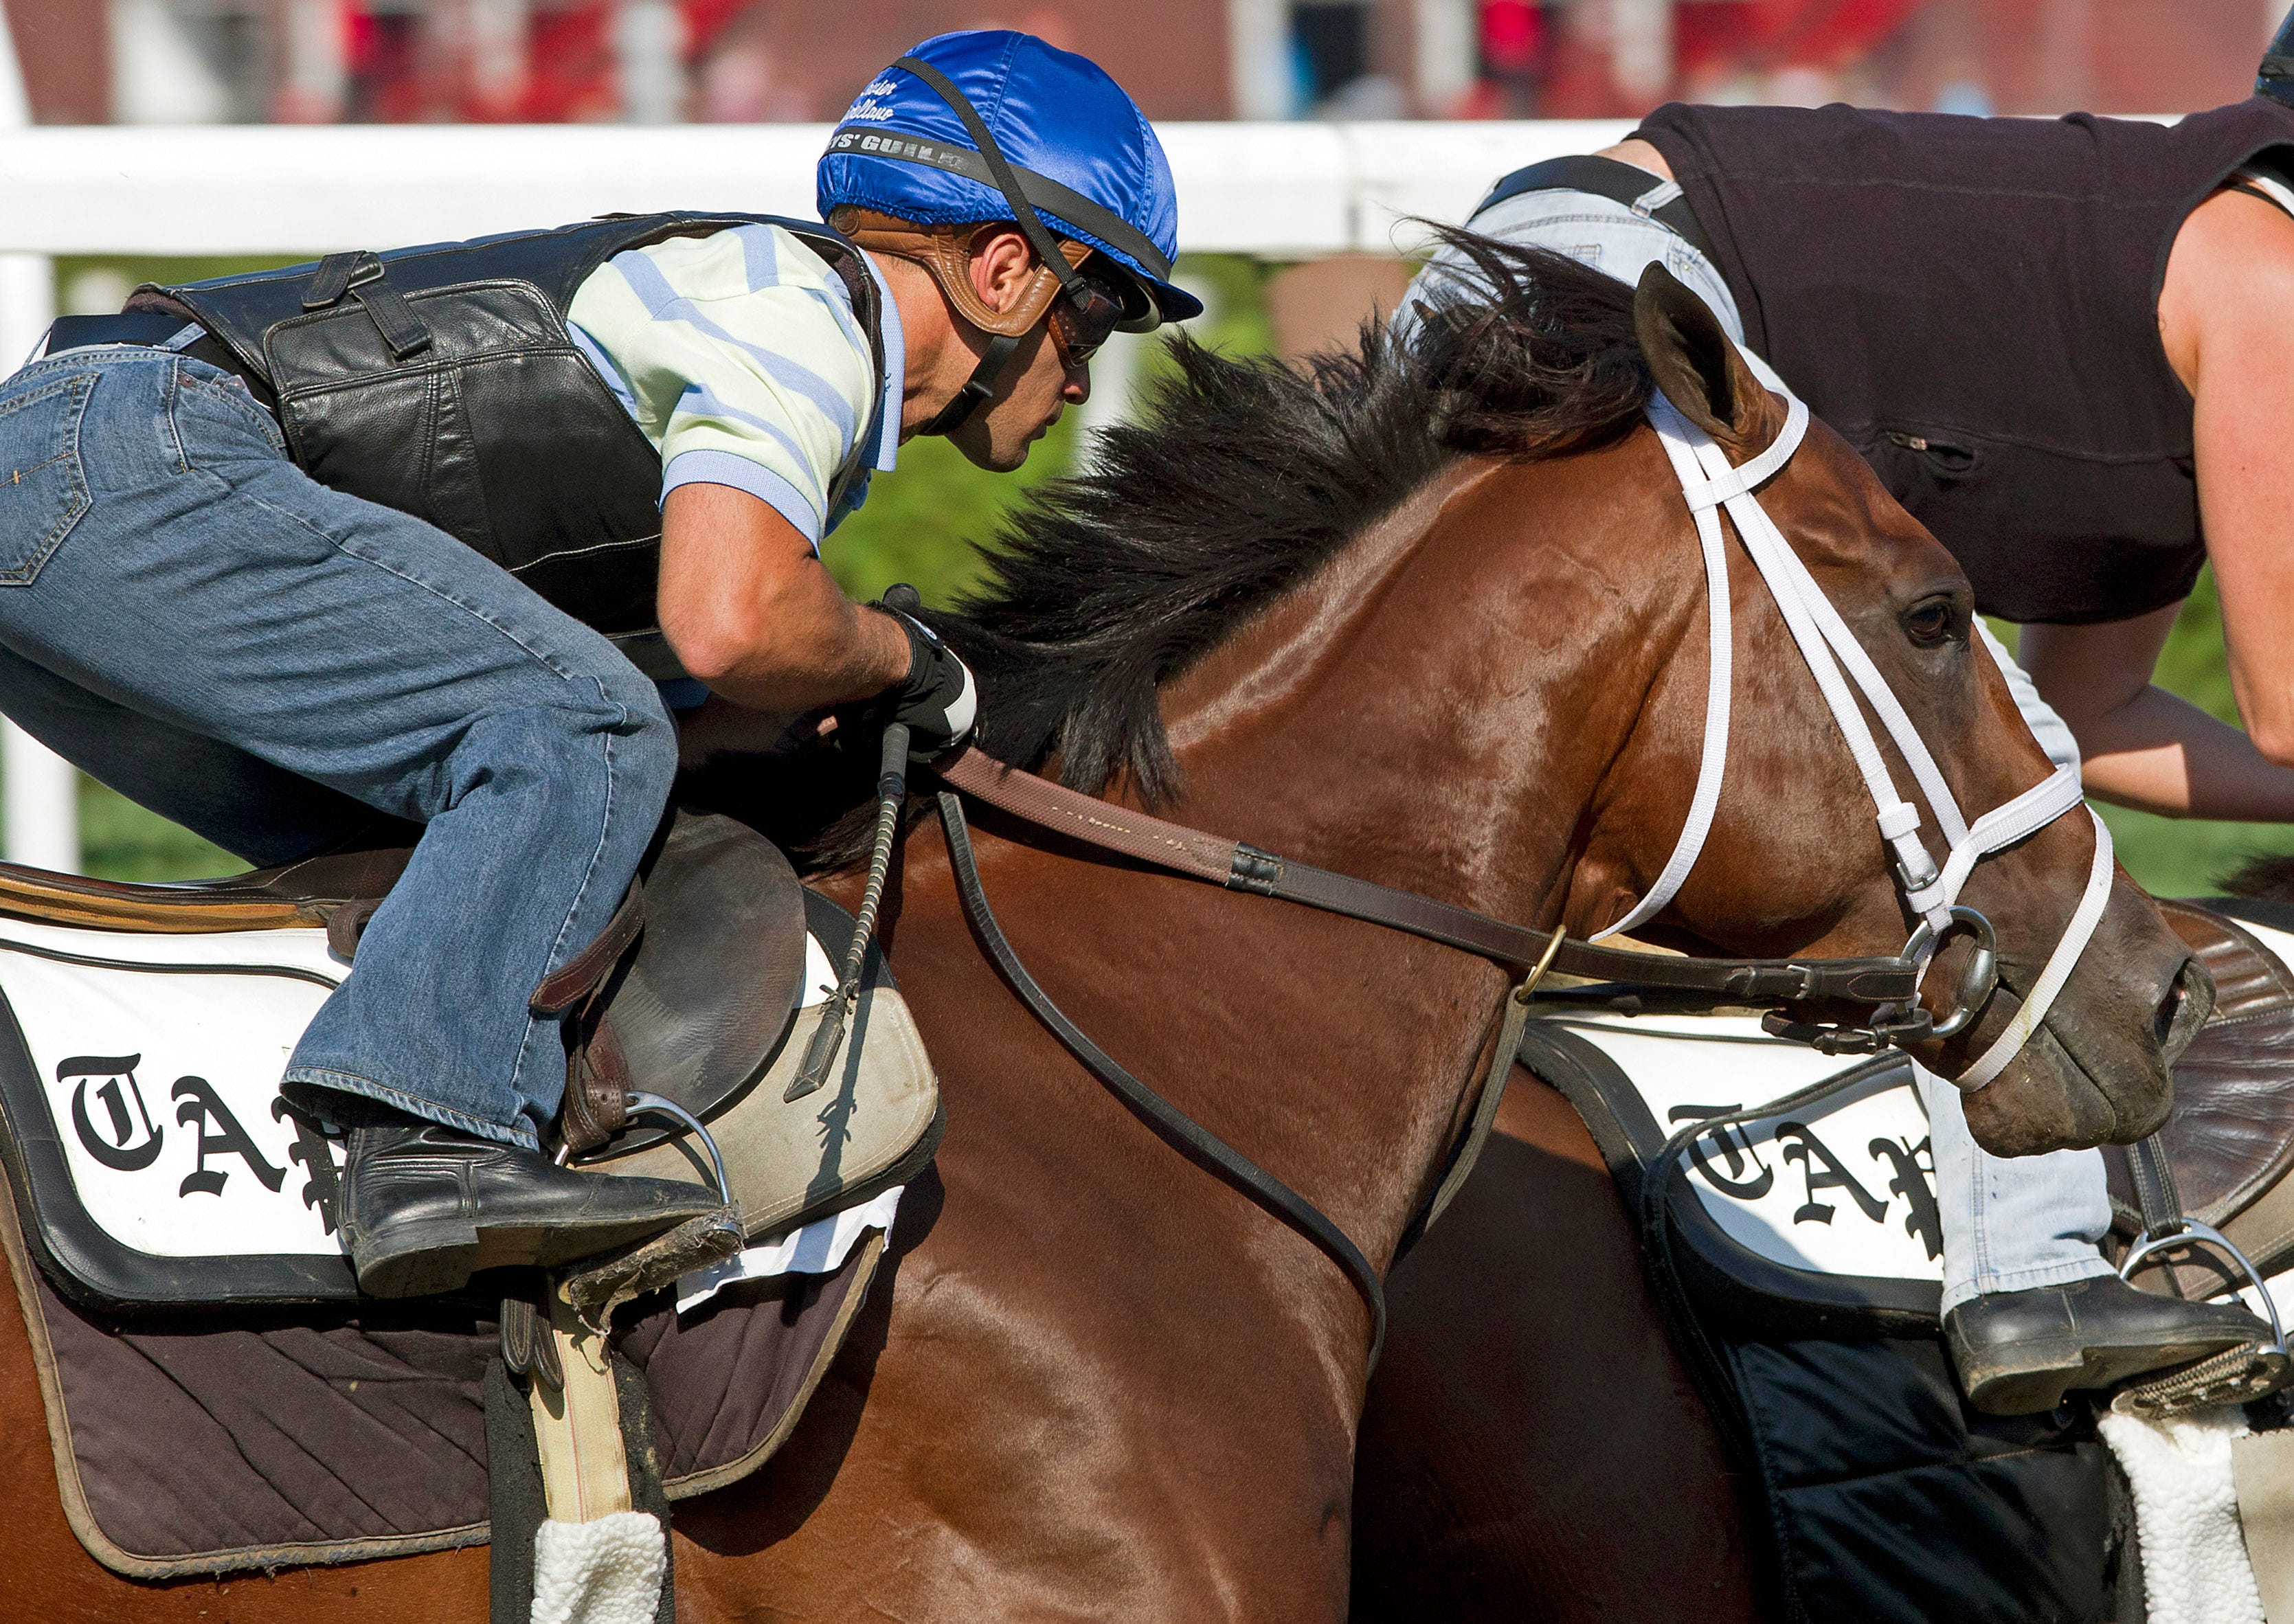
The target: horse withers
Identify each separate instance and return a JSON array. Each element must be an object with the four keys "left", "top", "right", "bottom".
[{"left": 0, "top": 241, "right": 2197, "bottom": 1620}]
